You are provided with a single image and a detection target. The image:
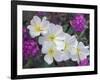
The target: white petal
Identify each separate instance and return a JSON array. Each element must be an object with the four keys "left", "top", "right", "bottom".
[
  {"left": 42, "top": 44, "right": 48, "bottom": 54},
  {"left": 69, "top": 35, "right": 78, "bottom": 47},
  {"left": 27, "top": 25, "right": 32, "bottom": 30},
  {"left": 54, "top": 51, "right": 63, "bottom": 62},
  {"left": 30, "top": 19, "right": 35, "bottom": 26},
  {"left": 62, "top": 53, "right": 70, "bottom": 61},
  {"left": 41, "top": 27, "right": 49, "bottom": 35},
  {"left": 48, "top": 23, "right": 63, "bottom": 35},
  {"left": 41, "top": 29, "right": 48, "bottom": 35},
  {"left": 79, "top": 53, "right": 87, "bottom": 60},
  {"left": 42, "top": 17, "right": 49, "bottom": 26},
  {"left": 48, "top": 23, "right": 56, "bottom": 34},
  {"left": 42, "top": 41, "right": 54, "bottom": 53},
  {"left": 38, "top": 36, "right": 45, "bottom": 45},
  {"left": 64, "top": 33, "right": 72, "bottom": 41},
  {"left": 55, "top": 40, "right": 65, "bottom": 50},
  {"left": 81, "top": 48, "right": 89, "bottom": 56},
  {"left": 55, "top": 25, "right": 63, "bottom": 35},
  {"left": 70, "top": 47, "right": 77, "bottom": 55},
  {"left": 78, "top": 42, "right": 85, "bottom": 49},
  {"left": 42, "top": 16, "right": 47, "bottom": 21},
  {"left": 85, "top": 46, "right": 89, "bottom": 48},
  {"left": 78, "top": 42, "right": 89, "bottom": 56},
  {"left": 44, "top": 55, "right": 53, "bottom": 64},
  {"left": 27, "top": 25, "right": 41, "bottom": 37},
  {"left": 56, "top": 32, "right": 66, "bottom": 41},
  {"left": 44, "top": 41, "right": 55, "bottom": 48},
  {"left": 71, "top": 54, "right": 79, "bottom": 62},
  {"left": 27, "top": 24, "right": 42, "bottom": 37},
  {"left": 33, "top": 16, "right": 41, "bottom": 24},
  {"left": 29, "top": 30, "right": 40, "bottom": 38},
  {"left": 41, "top": 19, "right": 49, "bottom": 35}
]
